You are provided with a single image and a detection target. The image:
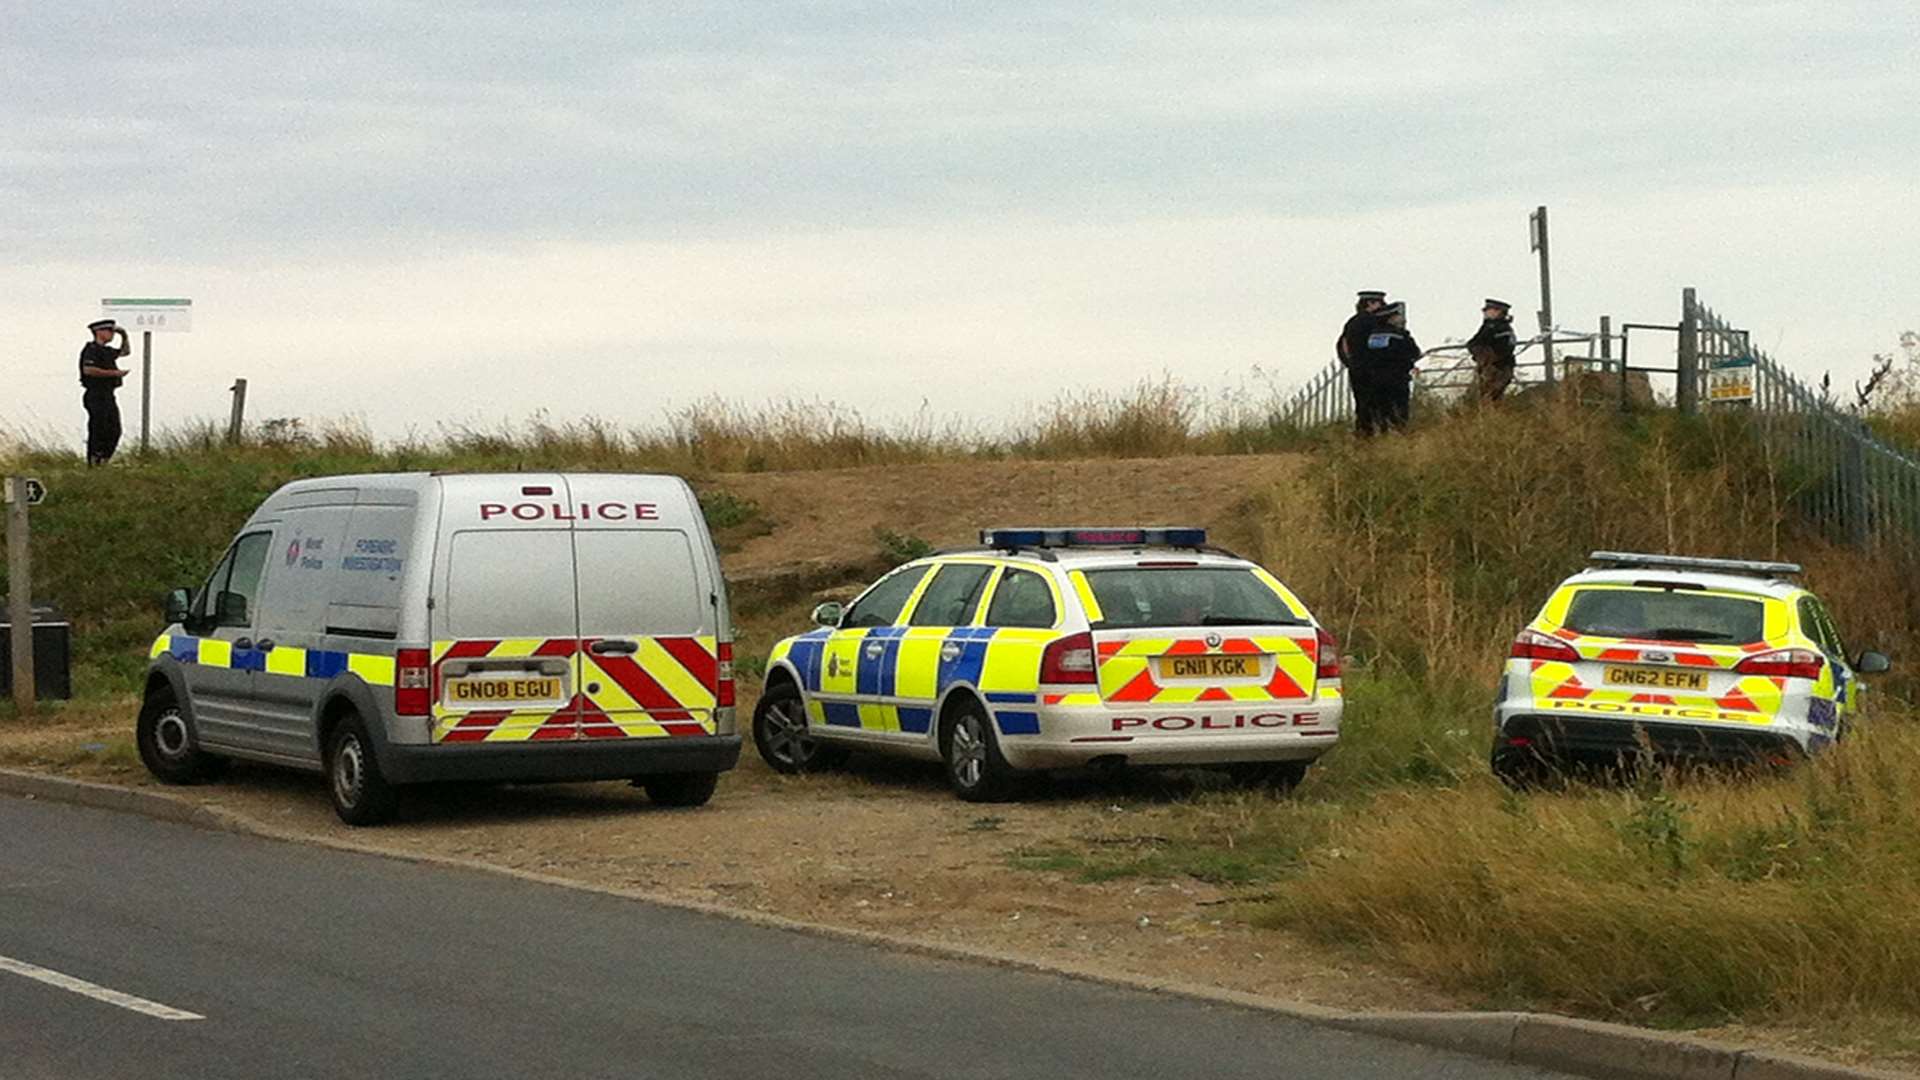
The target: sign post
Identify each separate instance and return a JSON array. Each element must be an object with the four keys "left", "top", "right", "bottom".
[
  {"left": 5, "top": 477, "right": 38, "bottom": 713},
  {"left": 101, "top": 298, "right": 192, "bottom": 453},
  {"left": 1529, "top": 206, "right": 1556, "bottom": 385}
]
